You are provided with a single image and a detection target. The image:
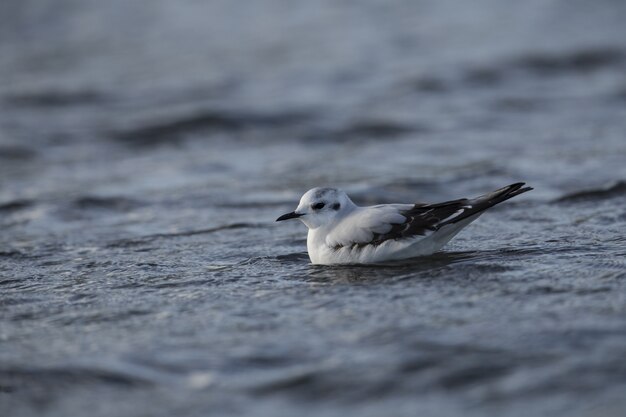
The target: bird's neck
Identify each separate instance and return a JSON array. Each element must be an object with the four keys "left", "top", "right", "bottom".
[{"left": 307, "top": 227, "right": 328, "bottom": 262}]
